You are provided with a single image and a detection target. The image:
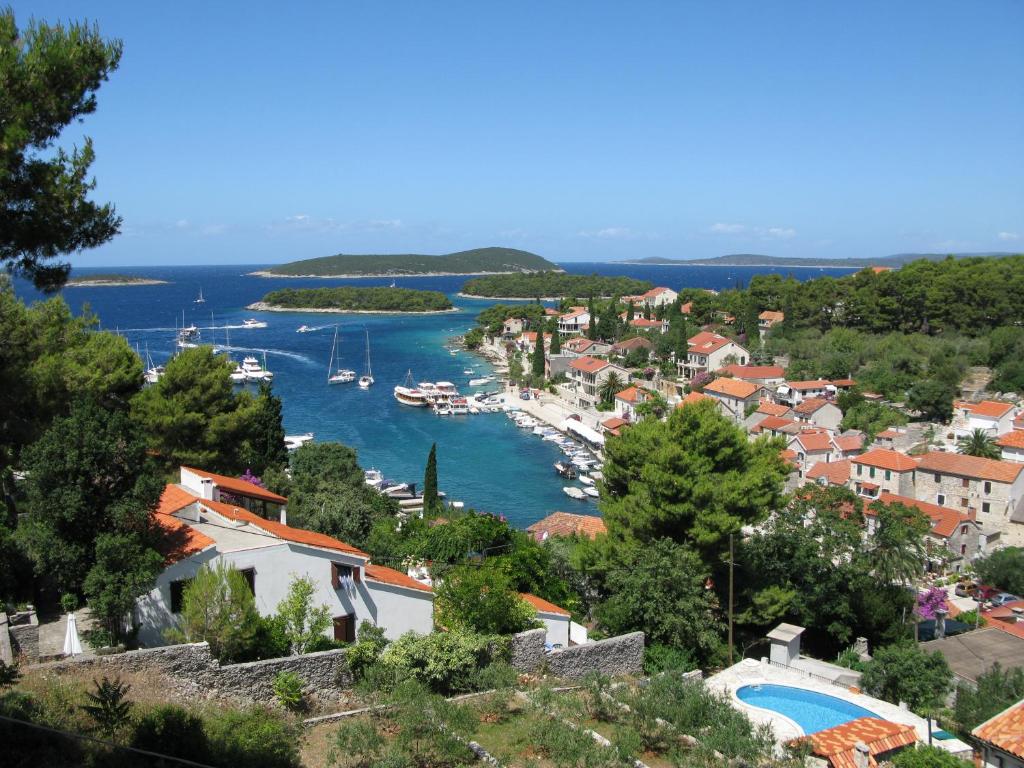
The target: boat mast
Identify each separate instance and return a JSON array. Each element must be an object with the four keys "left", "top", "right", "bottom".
[
  {"left": 364, "top": 329, "right": 372, "bottom": 378},
  {"left": 328, "top": 326, "right": 338, "bottom": 380}
]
